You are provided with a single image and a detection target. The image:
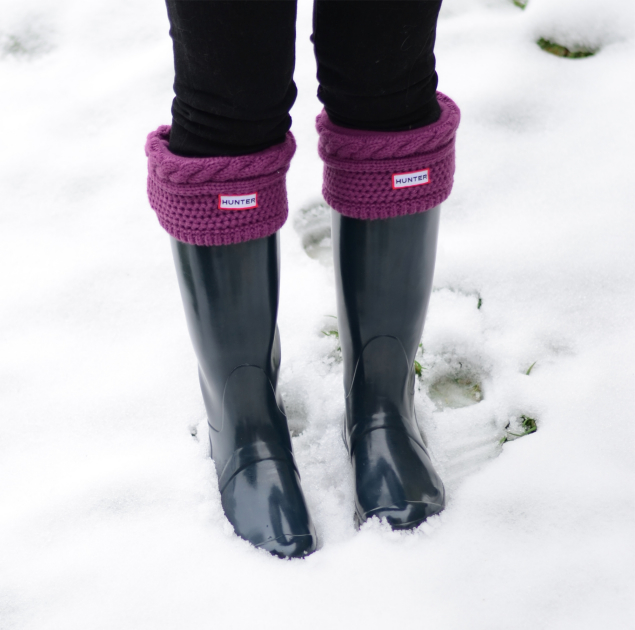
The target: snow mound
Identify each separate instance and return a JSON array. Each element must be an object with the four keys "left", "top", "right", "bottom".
[{"left": 525, "top": 0, "right": 635, "bottom": 51}]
